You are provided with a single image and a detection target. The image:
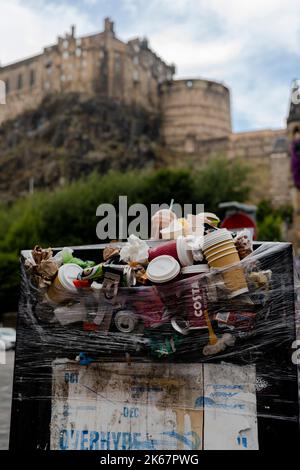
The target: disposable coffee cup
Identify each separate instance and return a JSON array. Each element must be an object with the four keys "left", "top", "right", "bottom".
[
  {"left": 149, "top": 241, "right": 178, "bottom": 262},
  {"left": 148, "top": 237, "right": 193, "bottom": 267},
  {"left": 208, "top": 250, "right": 240, "bottom": 267},
  {"left": 171, "top": 276, "right": 209, "bottom": 333},
  {"left": 47, "top": 263, "right": 83, "bottom": 304},
  {"left": 176, "top": 236, "right": 193, "bottom": 266},
  {"left": 207, "top": 250, "right": 248, "bottom": 298},
  {"left": 151, "top": 210, "right": 177, "bottom": 239},
  {"left": 206, "top": 247, "right": 238, "bottom": 262},
  {"left": 223, "top": 267, "right": 249, "bottom": 298},
  {"left": 204, "top": 240, "right": 235, "bottom": 257},
  {"left": 146, "top": 255, "right": 180, "bottom": 284},
  {"left": 203, "top": 229, "right": 233, "bottom": 252},
  {"left": 133, "top": 287, "right": 169, "bottom": 328}
]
